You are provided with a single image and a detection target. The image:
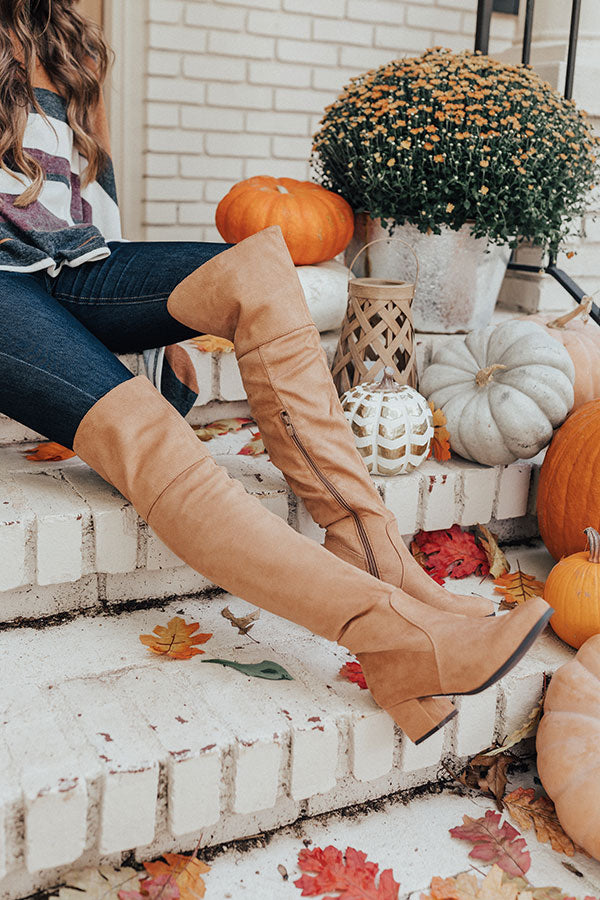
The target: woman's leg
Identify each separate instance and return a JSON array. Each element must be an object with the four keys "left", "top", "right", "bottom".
[
  {"left": 0, "top": 271, "right": 133, "bottom": 448},
  {"left": 45, "top": 236, "right": 493, "bottom": 617},
  {"left": 44, "top": 240, "right": 232, "bottom": 419}
]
